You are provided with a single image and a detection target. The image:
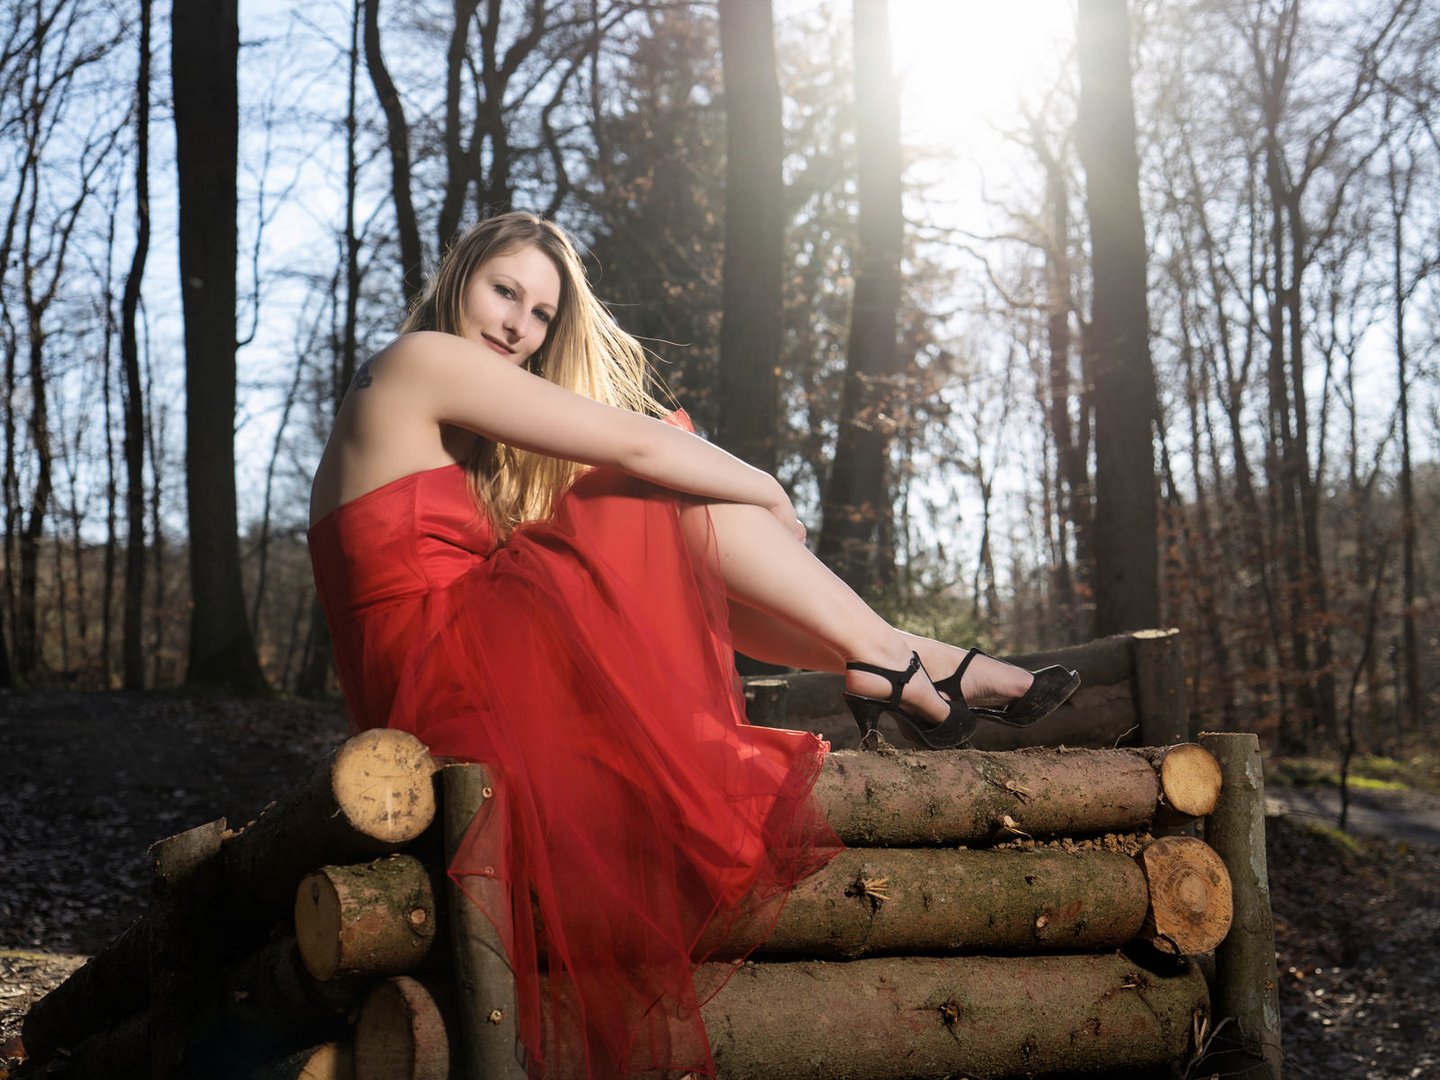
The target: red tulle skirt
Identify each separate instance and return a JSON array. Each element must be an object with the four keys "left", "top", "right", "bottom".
[{"left": 308, "top": 451, "right": 841, "bottom": 1077}]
